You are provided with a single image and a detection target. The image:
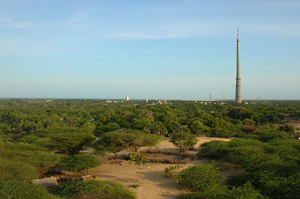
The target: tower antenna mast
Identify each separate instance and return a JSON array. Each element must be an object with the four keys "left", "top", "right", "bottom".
[{"left": 235, "top": 28, "right": 242, "bottom": 103}]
